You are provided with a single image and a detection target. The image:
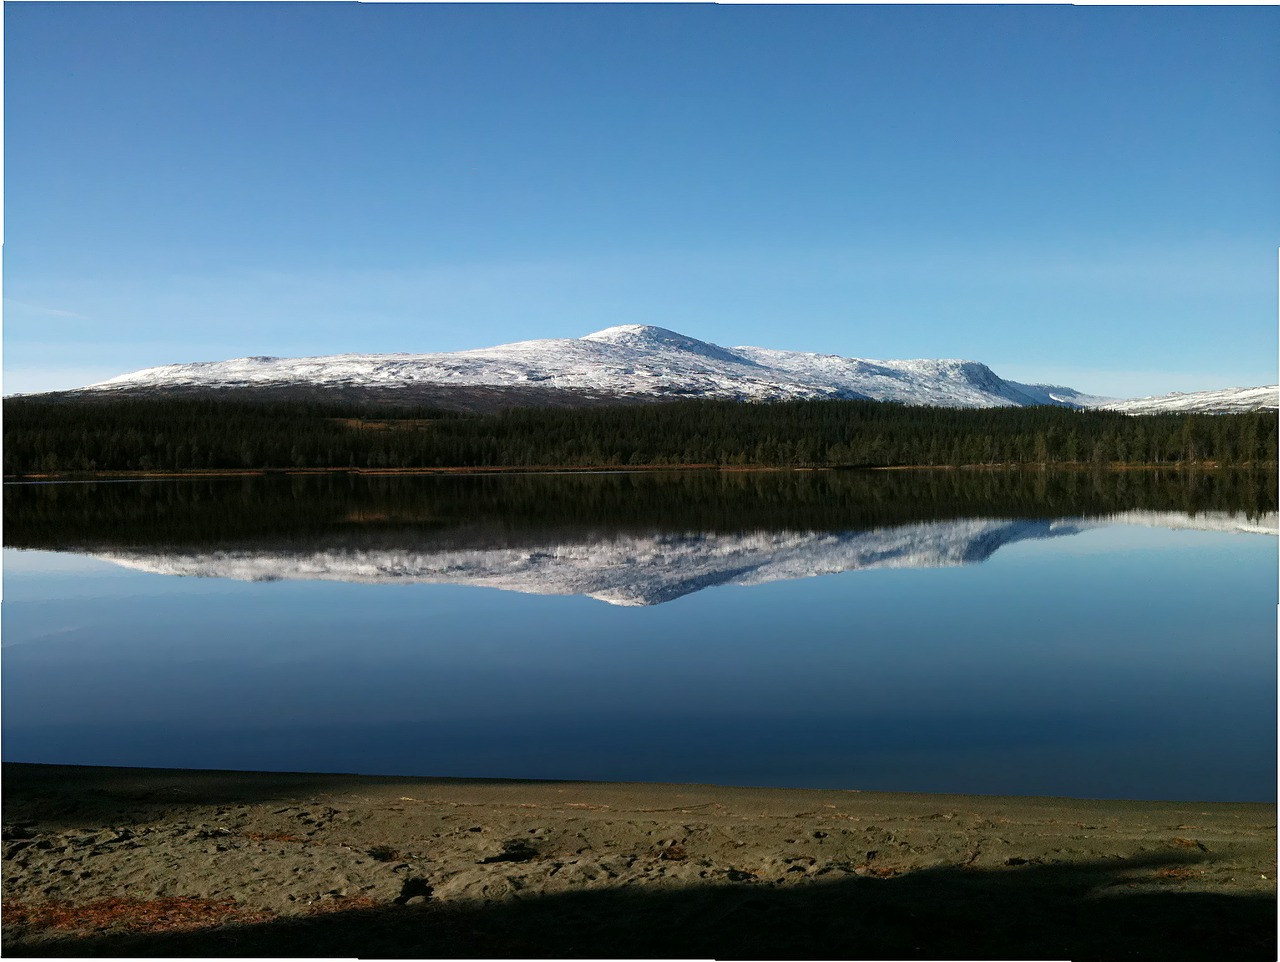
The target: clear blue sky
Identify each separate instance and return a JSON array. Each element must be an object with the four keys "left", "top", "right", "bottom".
[{"left": 5, "top": 2, "right": 1277, "bottom": 398}]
